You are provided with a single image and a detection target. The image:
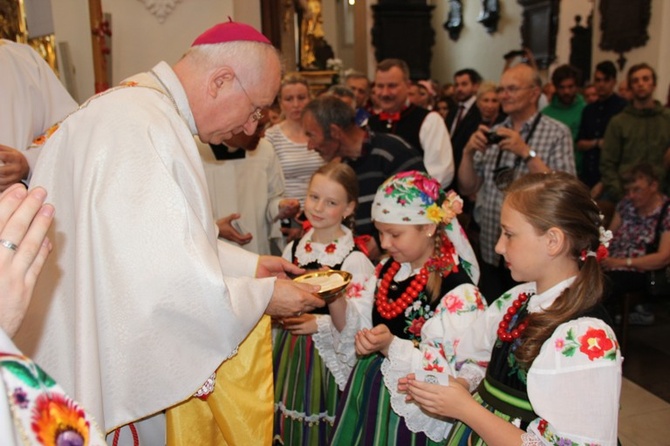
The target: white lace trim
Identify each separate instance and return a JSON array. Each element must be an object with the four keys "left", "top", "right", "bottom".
[
  {"left": 456, "top": 362, "right": 485, "bottom": 393},
  {"left": 193, "top": 373, "right": 216, "bottom": 398},
  {"left": 191, "top": 345, "right": 239, "bottom": 399},
  {"left": 275, "top": 401, "right": 335, "bottom": 425},
  {"left": 312, "top": 315, "right": 352, "bottom": 390},
  {"left": 294, "top": 226, "right": 355, "bottom": 266},
  {"left": 521, "top": 432, "right": 543, "bottom": 446},
  {"left": 381, "top": 340, "right": 454, "bottom": 442}
]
